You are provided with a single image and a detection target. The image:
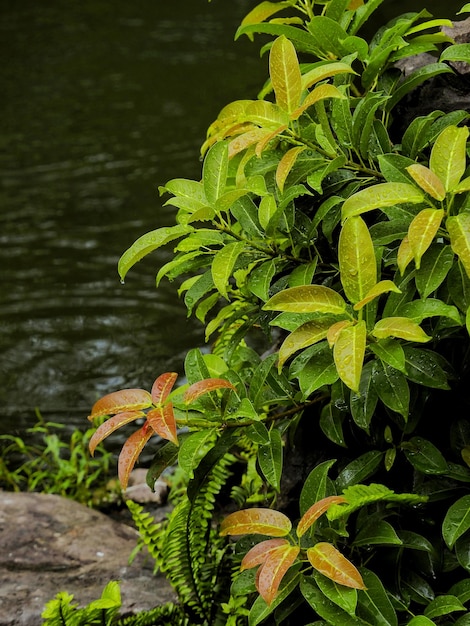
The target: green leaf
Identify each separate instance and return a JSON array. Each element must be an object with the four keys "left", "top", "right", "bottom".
[
  {"left": 307, "top": 16, "right": 352, "bottom": 59},
  {"left": 118, "top": 225, "right": 193, "bottom": 281},
  {"left": 443, "top": 495, "right": 470, "bottom": 549},
  {"left": 211, "top": 241, "right": 246, "bottom": 300},
  {"left": 300, "top": 459, "right": 337, "bottom": 517},
  {"left": 320, "top": 403, "right": 346, "bottom": 447},
  {"left": 406, "top": 617, "right": 437, "bottom": 626},
  {"left": 352, "top": 92, "right": 389, "bottom": 160},
  {"left": 440, "top": 43, "right": 470, "bottom": 64},
  {"left": 402, "top": 436, "right": 448, "bottom": 475},
  {"left": 378, "top": 153, "right": 416, "bottom": 184},
  {"left": 258, "top": 429, "right": 283, "bottom": 492},
  {"left": 350, "top": 361, "right": 379, "bottom": 432},
  {"left": 278, "top": 319, "right": 332, "bottom": 370},
  {"left": 339, "top": 216, "right": 377, "bottom": 304},
  {"left": 292, "top": 342, "right": 339, "bottom": 399},
  {"left": 407, "top": 208, "right": 444, "bottom": 269},
  {"left": 203, "top": 141, "right": 229, "bottom": 205},
  {"left": 402, "top": 346, "right": 450, "bottom": 390},
  {"left": 270, "top": 36, "right": 302, "bottom": 114},
  {"left": 373, "top": 360, "right": 410, "bottom": 419},
  {"left": 448, "top": 213, "right": 470, "bottom": 279},
  {"left": 248, "top": 566, "right": 302, "bottom": 626},
  {"left": 342, "top": 183, "right": 425, "bottom": 220},
  {"left": 288, "top": 259, "right": 318, "bottom": 288},
  {"left": 357, "top": 568, "right": 398, "bottom": 626},
  {"left": 336, "top": 451, "right": 384, "bottom": 491},
  {"left": 178, "top": 429, "right": 218, "bottom": 478},
  {"left": 386, "top": 63, "right": 454, "bottom": 111},
  {"left": 430, "top": 125, "right": 469, "bottom": 192},
  {"left": 248, "top": 260, "right": 277, "bottom": 302},
  {"left": 424, "top": 595, "right": 466, "bottom": 619},
  {"left": 415, "top": 244, "right": 454, "bottom": 299},
  {"left": 370, "top": 339, "right": 406, "bottom": 373},
  {"left": 372, "top": 317, "right": 431, "bottom": 343},
  {"left": 300, "top": 577, "right": 365, "bottom": 626},
  {"left": 398, "top": 298, "right": 461, "bottom": 325},
  {"left": 236, "top": 23, "right": 319, "bottom": 55},
  {"left": 264, "top": 285, "right": 347, "bottom": 314},
  {"left": 312, "top": 570, "right": 358, "bottom": 616},
  {"left": 333, "top": 321, "right": 367, "bottom": 392},
  {"left": 354, "top": 520, "right": 403, "bottom": 547}
]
